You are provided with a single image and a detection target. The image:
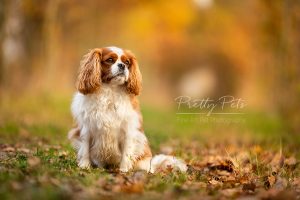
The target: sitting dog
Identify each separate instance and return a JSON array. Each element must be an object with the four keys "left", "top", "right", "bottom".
[{"left": 68, "top": 46, "right": 187, "bottom": 173}]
